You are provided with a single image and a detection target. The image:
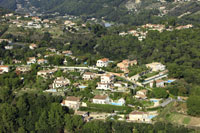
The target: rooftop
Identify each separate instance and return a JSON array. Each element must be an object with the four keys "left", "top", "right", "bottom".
[
  {"left": 99, "top": 58, "right": 109, "bottom": 62},
  {"left": 65, "top": 96, "right": 80, "bottom": 102},
  {"left": 93, "top": 95, "right": 108, "bottom": 100}
]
